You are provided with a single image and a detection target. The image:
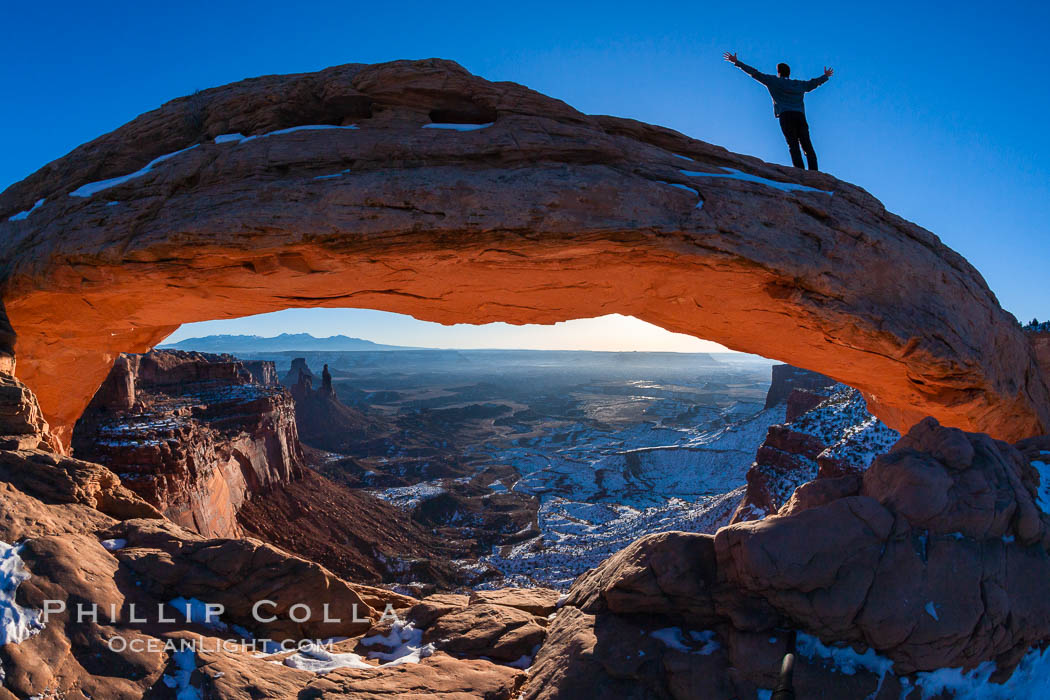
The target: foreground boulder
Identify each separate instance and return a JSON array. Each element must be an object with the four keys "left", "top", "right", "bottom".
[
  {"left": 297, "top": 653, "right": 524, "bottom": 699},
  {"left": 104, "top": 518, "right": 383, "bottom": 640},
  {"left": 1, "top": 60, "right": 1047, "bottom": 448},
  {"left": 468, "top": 587, "right": 562, "bottom": 616},
  {"left": 0, "top": 433, "right": 536, "bottom": 699},
  {"left": 422, "top": 603, "right": 547, "bottom": 662},
  {"left": 533, "top": 417, "right": 1050, "bottom": 697}
]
